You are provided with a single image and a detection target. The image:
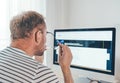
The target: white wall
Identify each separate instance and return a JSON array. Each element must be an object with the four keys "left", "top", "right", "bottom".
[
  {"left": 46, "top": 0, "right": 69, "bottom": 66},
  {"left": 68, "top": 0, "right": 120, "bottom": 28},
  {"left": 46, "top": 0, "right": 120, "bottom": 82}
]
